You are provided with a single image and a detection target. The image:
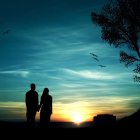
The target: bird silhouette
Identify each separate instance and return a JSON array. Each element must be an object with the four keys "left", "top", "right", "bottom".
[
  {"left": 3, "top": 29, "right": 11, "bottom": 35},
  {"left": 90, "top": 52, "right": 107, "bottom": 67},
  {"left": 90, "top": 52, "right": 99, "bottom": 61},
  {"left": 90, "top": 52, "right": 98, "bottom": 57},
  {"left": 92, "top": 57, "right": 99, "bottom": 61},
  {"left": 98, "top": 64, "right": 106, "bottom": 67}
]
